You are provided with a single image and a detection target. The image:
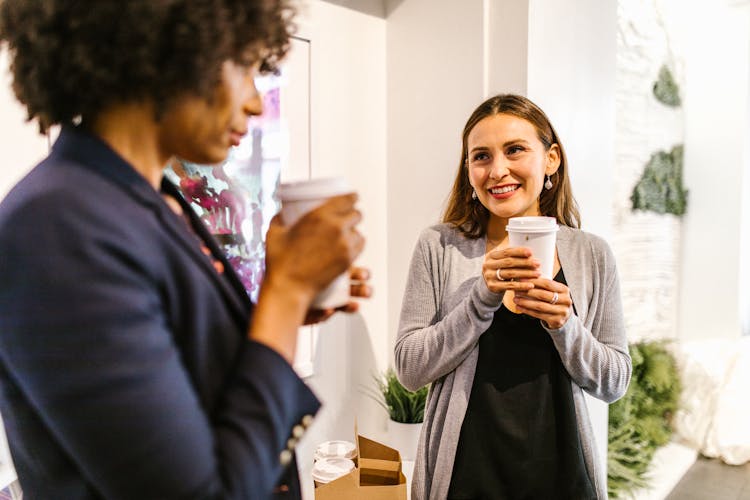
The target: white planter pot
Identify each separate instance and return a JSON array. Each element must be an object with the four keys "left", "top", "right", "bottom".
[{"left": 386, "top": 419, "right": 422, "bottom": 461}]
